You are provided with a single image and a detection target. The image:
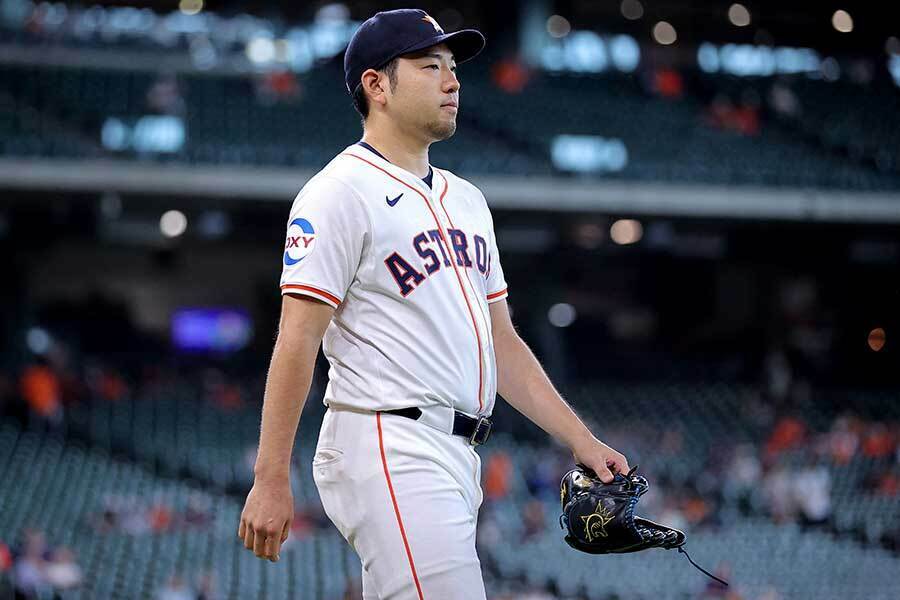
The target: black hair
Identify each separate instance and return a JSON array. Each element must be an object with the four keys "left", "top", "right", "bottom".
[{"left": 351, "top": 58, "right": 400, "bottom": 121}]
